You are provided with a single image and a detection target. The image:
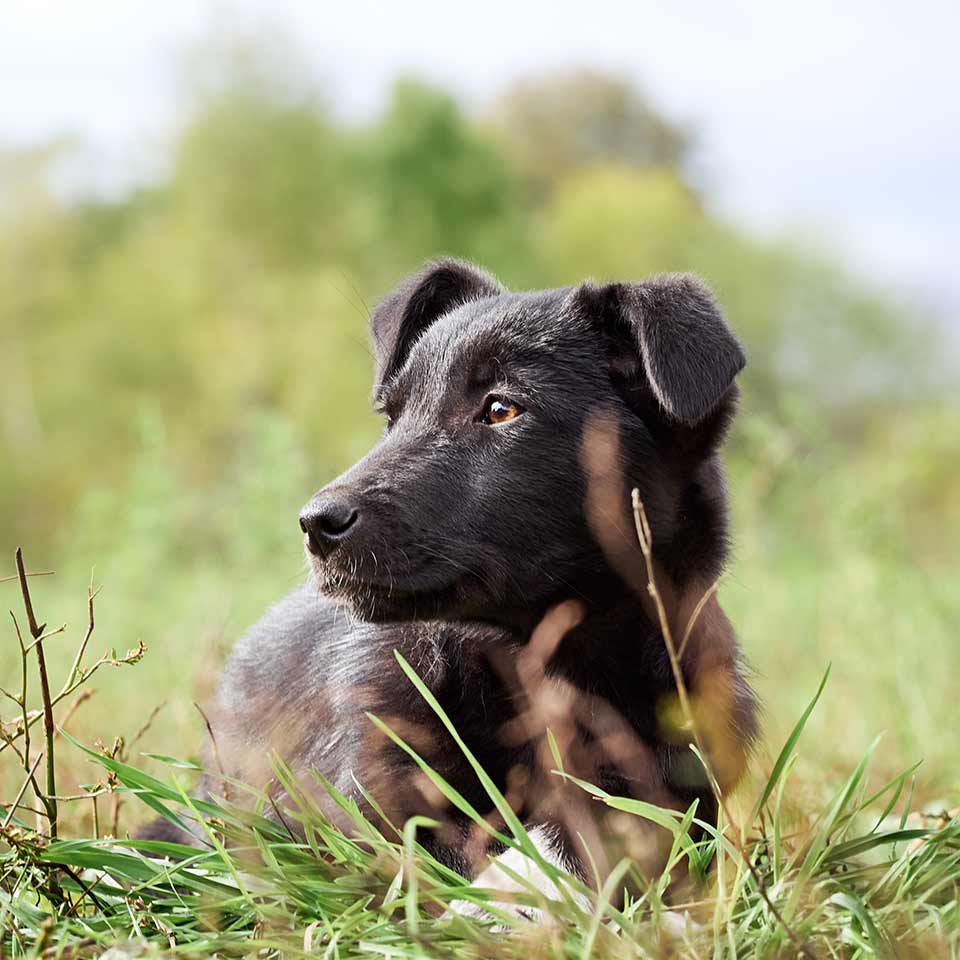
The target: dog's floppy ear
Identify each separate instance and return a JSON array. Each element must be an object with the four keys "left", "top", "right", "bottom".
[
  {"left": 579, "top": 274, "right": 745, "bottom": 425},
  {"left": 370, "top": 259, "right": 503, "bottom": 388}
]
